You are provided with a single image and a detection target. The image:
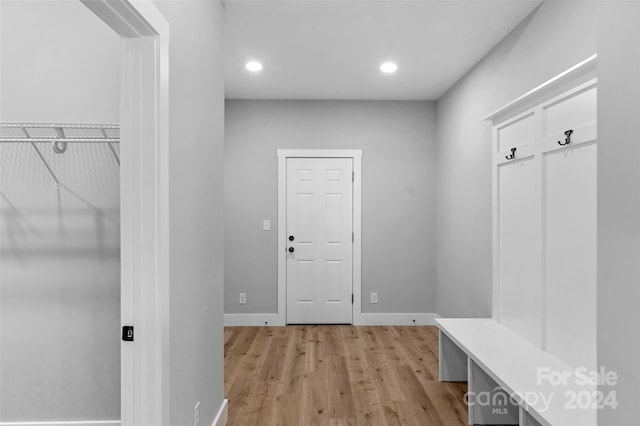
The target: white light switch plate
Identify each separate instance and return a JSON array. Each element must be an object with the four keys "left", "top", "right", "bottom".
[{"left": 263, "top": 219, "right": 271, "bottom": 231}]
